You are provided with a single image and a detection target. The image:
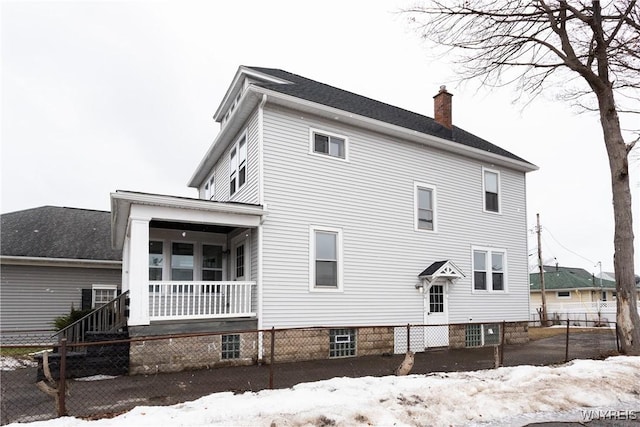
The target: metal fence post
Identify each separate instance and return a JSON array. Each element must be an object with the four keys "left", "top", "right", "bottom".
[
  {"left": 58, "top": 339, "right": 68, "bottom": 417},
  {"left": 269, "top": 327, "right": 275, "bottom": 390},
  {"left": 499, "top": 320, "right": 506, "bottom": 366},
  {"left": 406, "top": 323, "right": 411, "bottom": 352},
  {"left": 564, "top": 318, "right": 570, "bottom": 362}
]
